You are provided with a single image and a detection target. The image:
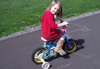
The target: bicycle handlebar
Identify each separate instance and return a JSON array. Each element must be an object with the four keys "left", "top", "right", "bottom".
[{"left": 57, "top": 17, "right": 68, "bottom": 27}]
